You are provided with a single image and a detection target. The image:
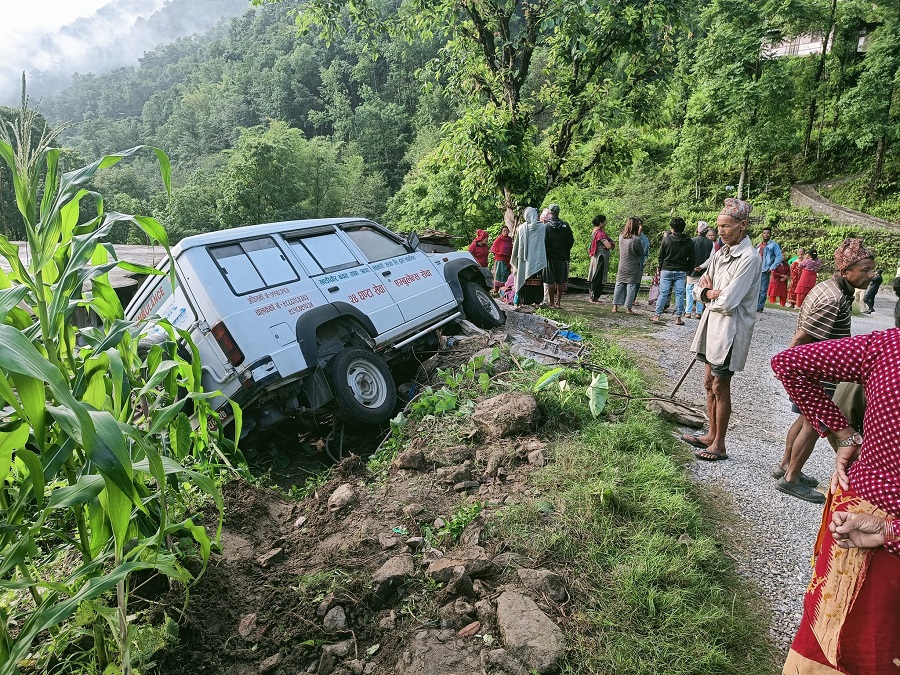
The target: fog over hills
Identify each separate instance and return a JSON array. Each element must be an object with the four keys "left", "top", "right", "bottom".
[{"left": 0, "top": 0, "right": 251, "bottom": 105}]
